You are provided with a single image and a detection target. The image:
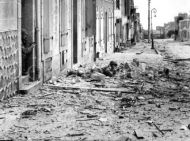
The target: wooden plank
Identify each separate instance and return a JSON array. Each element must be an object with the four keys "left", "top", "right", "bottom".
[
  {"left": 44, "top": 84, "right": 135, "bottom": 93},
  {"left": 173, "top": 58, "right": 190, "bottom": 62}
]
